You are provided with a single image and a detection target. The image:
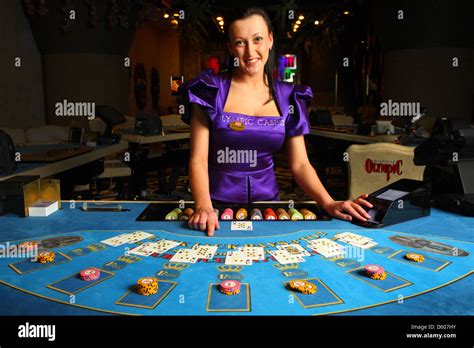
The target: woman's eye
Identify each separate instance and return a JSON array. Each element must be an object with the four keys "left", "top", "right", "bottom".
[
  {"left": 235, "top": 40, "right": 245, "bottom": 46},
  {"left": 255, "top": 37, "right": 263, "bottom": 42}
]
